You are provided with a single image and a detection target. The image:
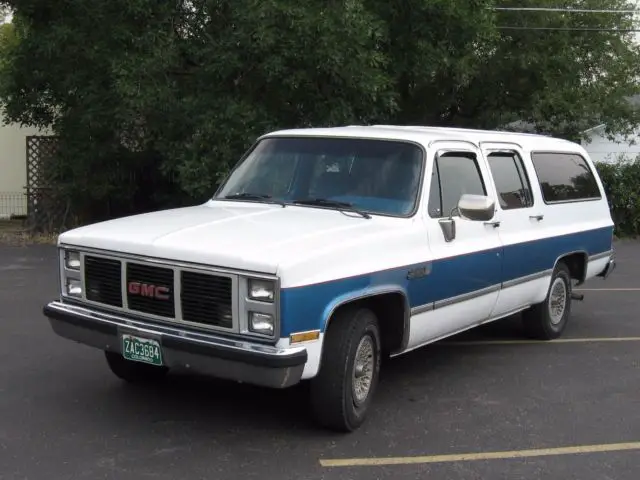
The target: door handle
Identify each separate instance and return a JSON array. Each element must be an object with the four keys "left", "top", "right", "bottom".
[
  {"left": 484, "top": 221, "right": 501, "bottom": 228},
  {"left": 529, "top": 214, "right": 544, "bottom": 221}
]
